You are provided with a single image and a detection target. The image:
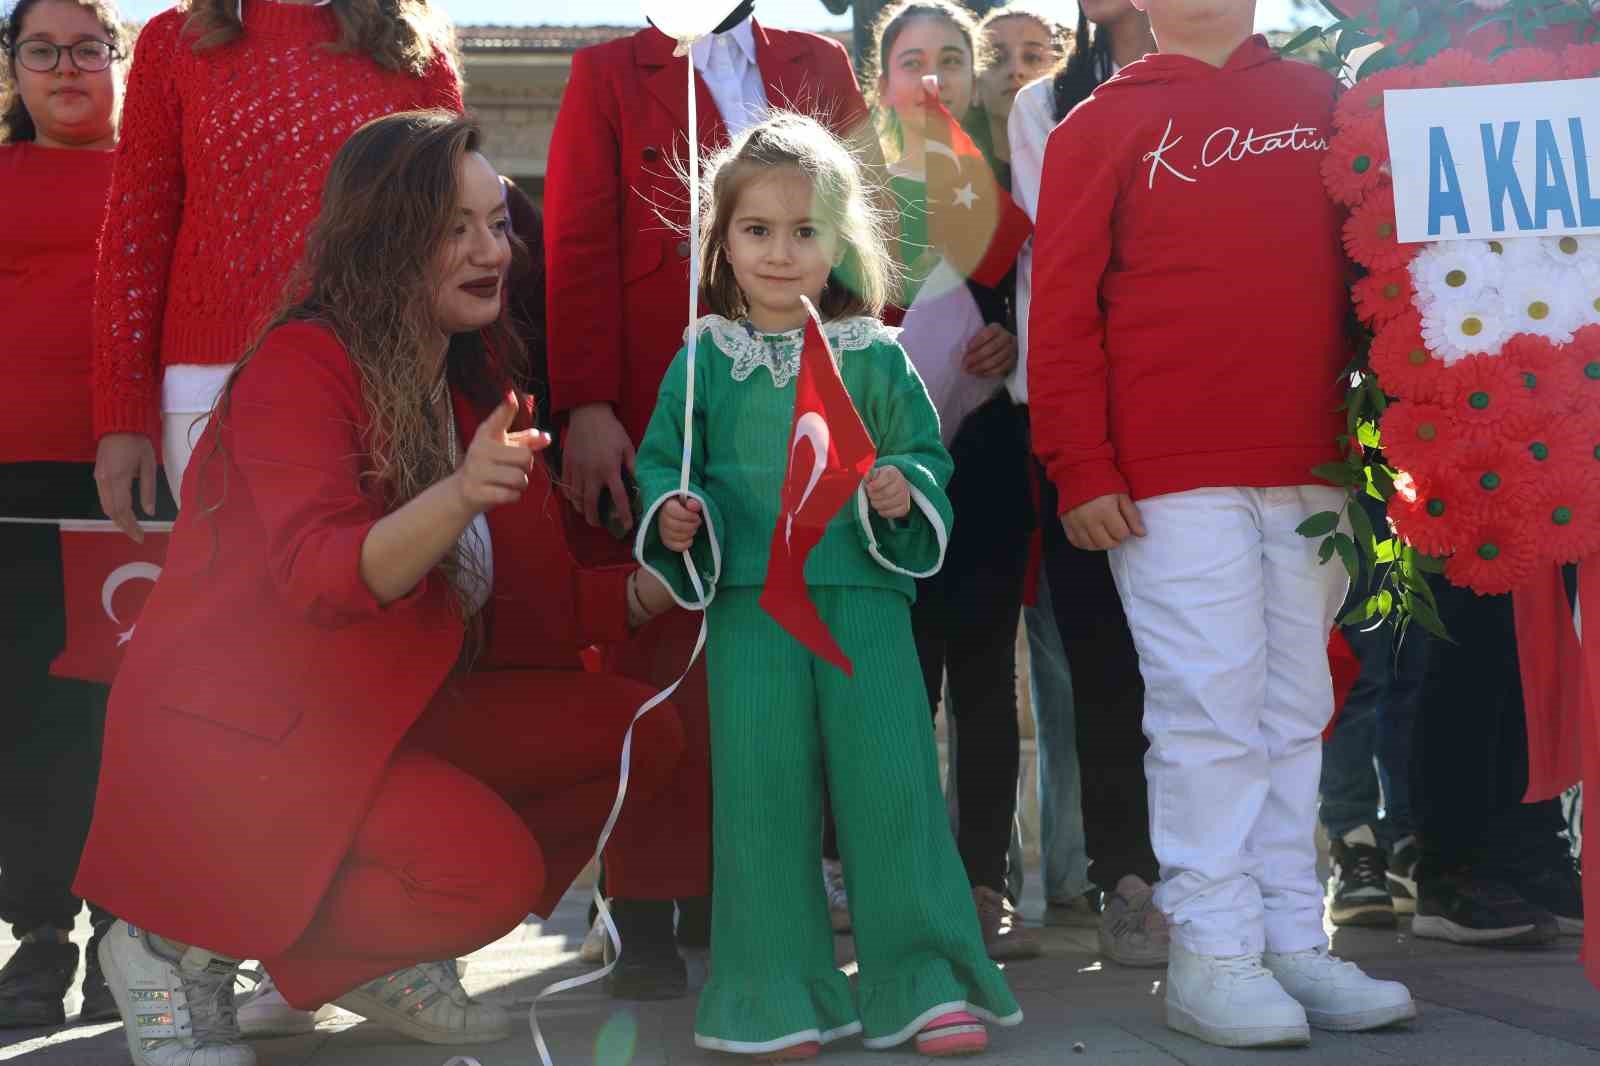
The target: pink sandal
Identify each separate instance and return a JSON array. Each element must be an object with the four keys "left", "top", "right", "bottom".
[
  {"left": 916, "top": 1011, "right": 988, "bottom": 1057},
  {"left": 753, "top": 1040, "right": 820, "bottom": 1062}
]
